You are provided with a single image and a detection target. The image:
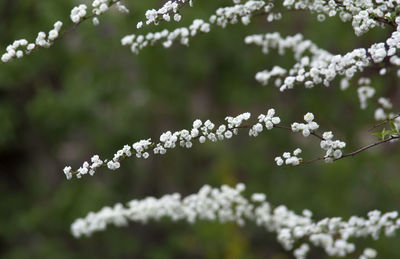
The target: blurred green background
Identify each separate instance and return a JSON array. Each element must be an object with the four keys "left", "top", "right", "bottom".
[{"left": 1, "top": 0, "right": 400, "bottom": 258}]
